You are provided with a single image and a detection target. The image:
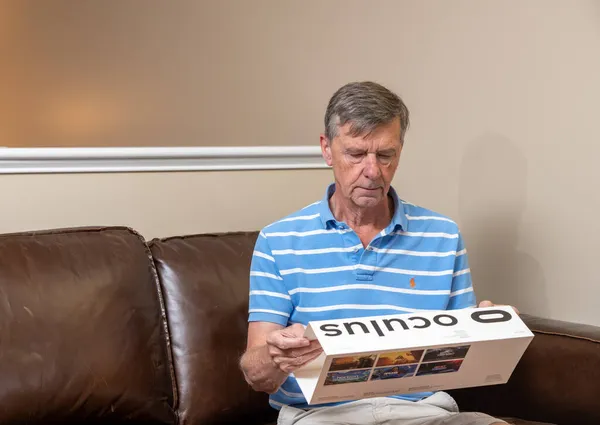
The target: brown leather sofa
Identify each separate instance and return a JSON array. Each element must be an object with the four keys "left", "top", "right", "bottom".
[{"left": 0, "top": 226, "right": 597, "bottom": 425}]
